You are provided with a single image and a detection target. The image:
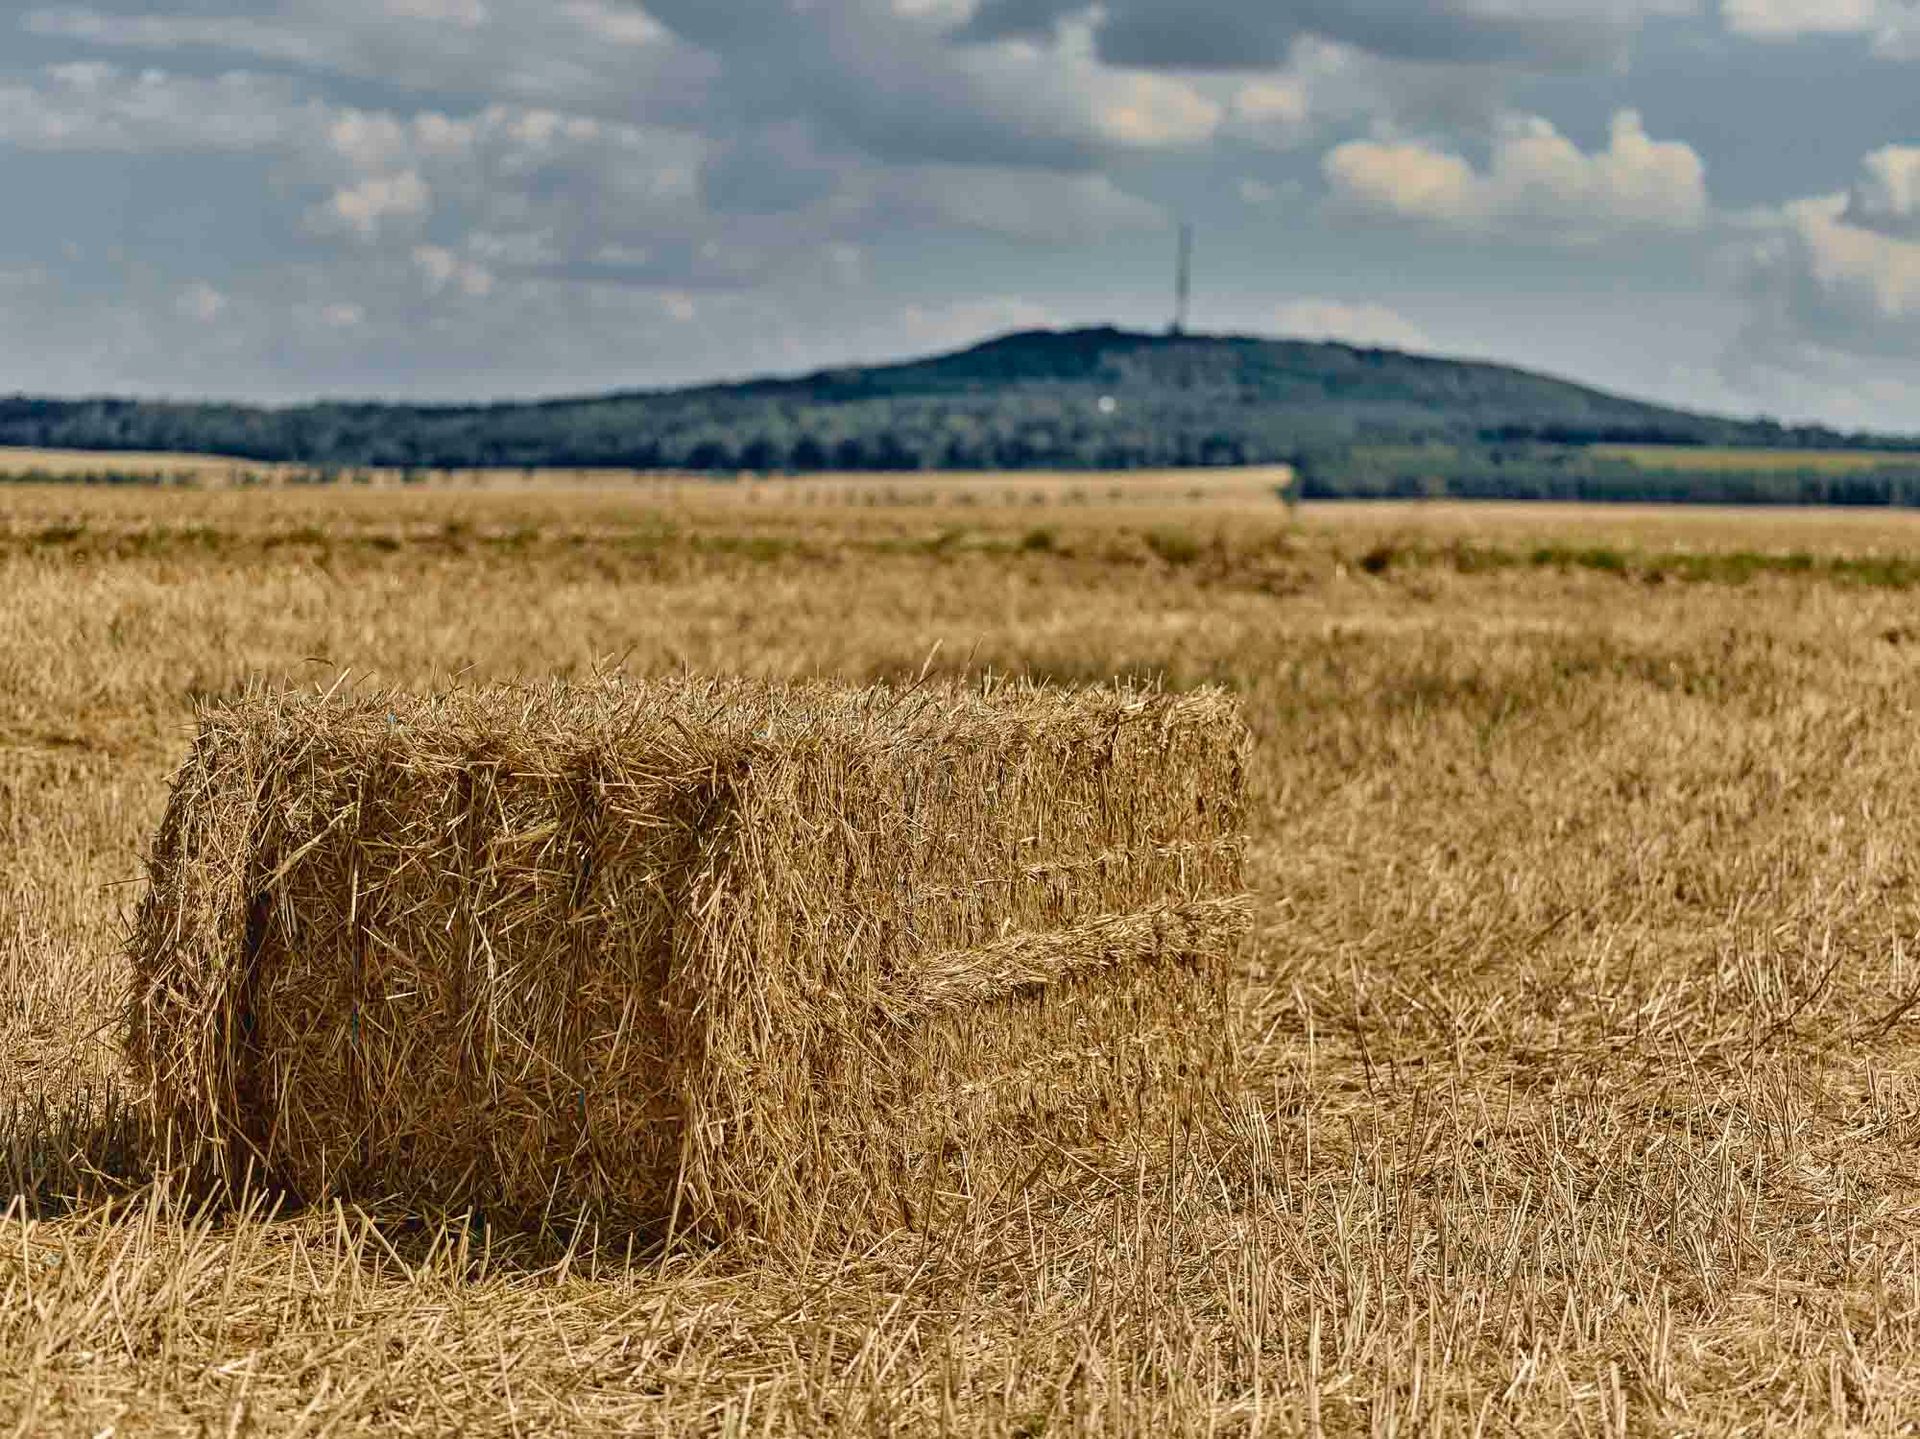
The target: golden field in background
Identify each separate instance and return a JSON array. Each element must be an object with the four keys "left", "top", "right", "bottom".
[
  {"left": 11, "top": 481, "right": 1920, "bottom": 1432},
  {"left": 0, "top": 448, "right": 1295, "bottom": 505}
]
